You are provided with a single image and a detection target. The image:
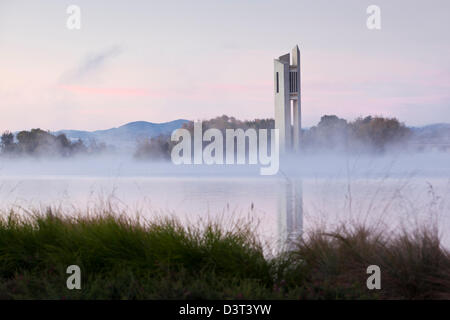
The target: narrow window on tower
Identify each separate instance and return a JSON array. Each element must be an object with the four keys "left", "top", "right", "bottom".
[
  {"left": 276, "top": 72, "right": 279, "bottom": 93},
  {"left": 289, "top": 72, "right": 292, "bottom": 92}
]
